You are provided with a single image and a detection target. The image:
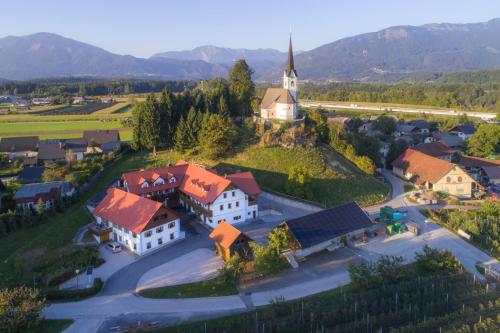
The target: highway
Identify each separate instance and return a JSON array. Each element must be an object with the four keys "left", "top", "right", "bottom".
[{"left": 300, "top": 101, "right": 497, "bottom": 120}]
